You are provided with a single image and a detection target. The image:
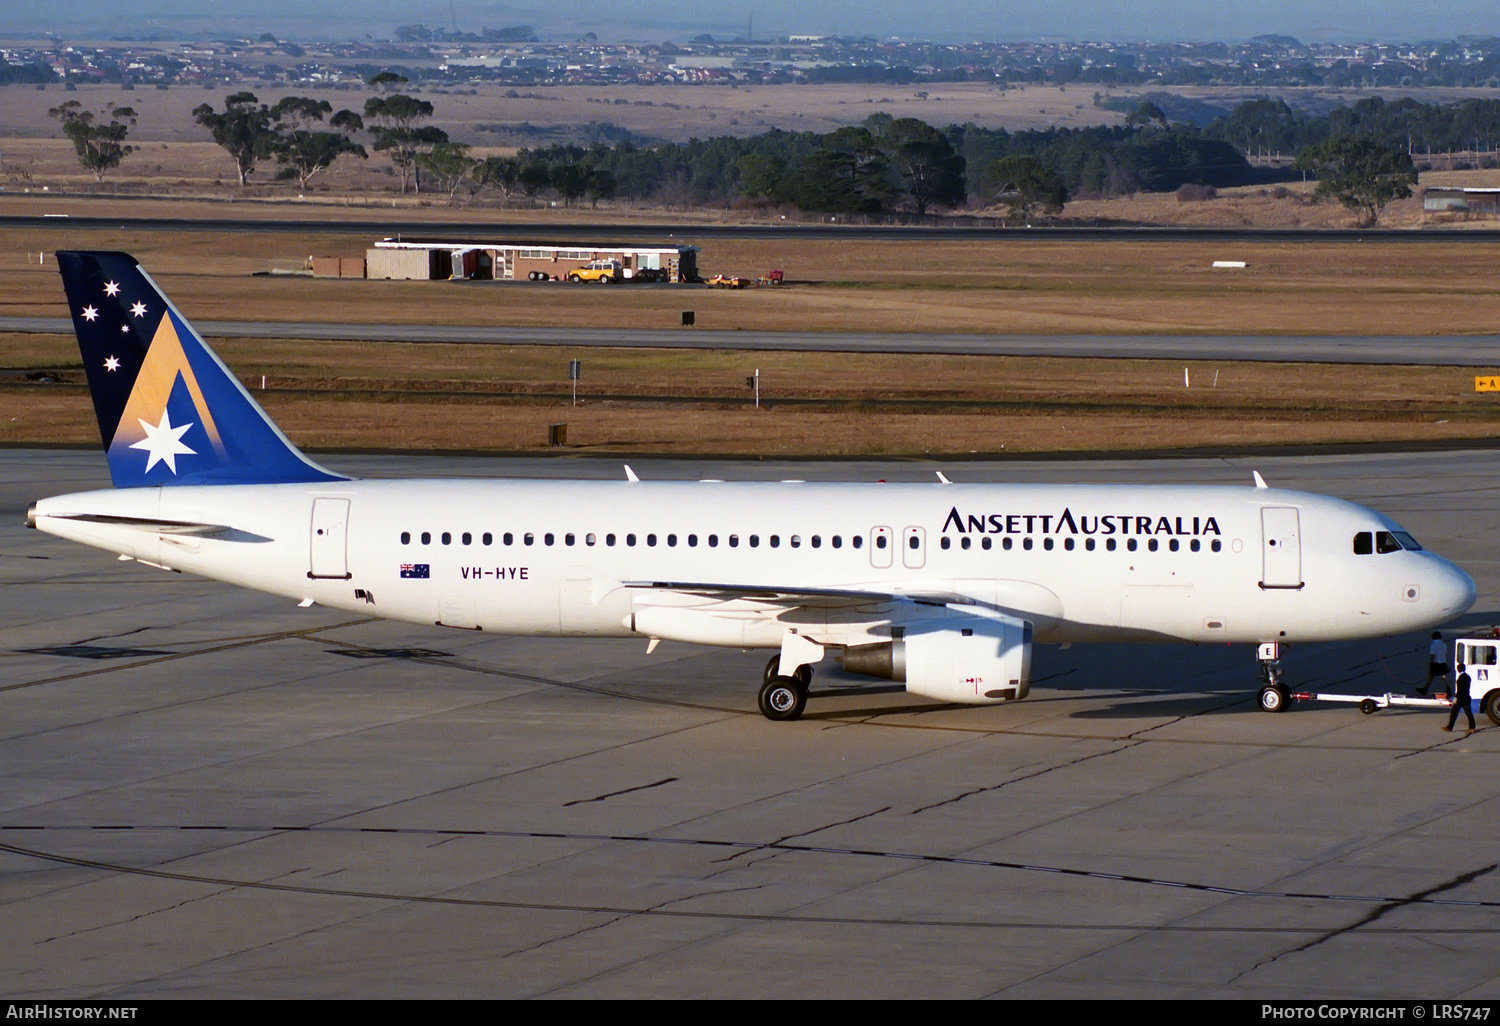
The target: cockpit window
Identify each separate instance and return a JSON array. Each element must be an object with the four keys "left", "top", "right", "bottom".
[
  {"left": 1391, "top": 531, "right": 1422, "bottom": 551},
  {"left": 1375, "top": 531, "right": 1402, "bottom": 554},
  {"left": 1353, "top": 532, "right": 1372, "bottom": 555}
]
